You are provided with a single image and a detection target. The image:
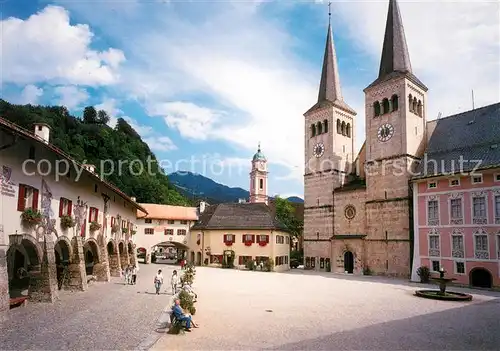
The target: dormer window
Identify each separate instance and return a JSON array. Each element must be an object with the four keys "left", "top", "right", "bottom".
[
  {"left": 471, "top": 175, "right": 483, "bottom": 184},
  {"left": 449, "top": 178, "right": 460, "bottom": 187},
  {"left": 428, "top": 181, "right": 437, "bottom": 189}
]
